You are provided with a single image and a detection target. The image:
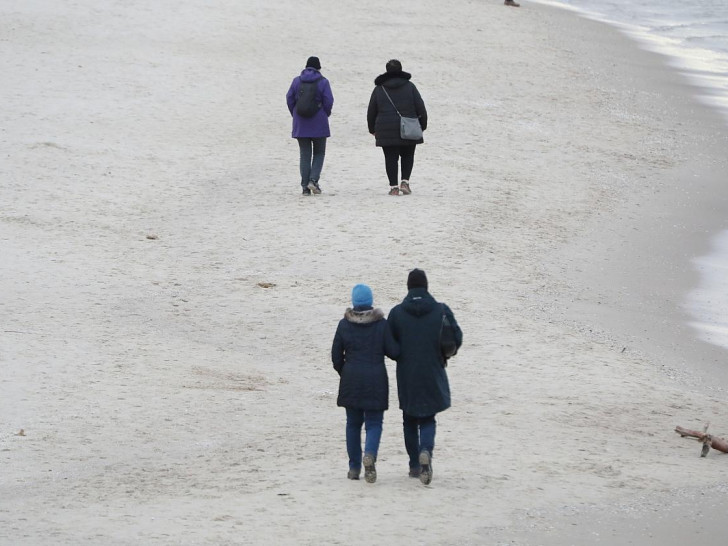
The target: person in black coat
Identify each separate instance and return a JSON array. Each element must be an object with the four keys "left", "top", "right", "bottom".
[
  {"left": 367, "top": 59, "right": 428, "bottom": 196},
  {"left": 332, "top": 284, "right": 399, "bottom": 483},
  {"left": 387, "top": 269, "right": 462, "bottom": 485}
]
